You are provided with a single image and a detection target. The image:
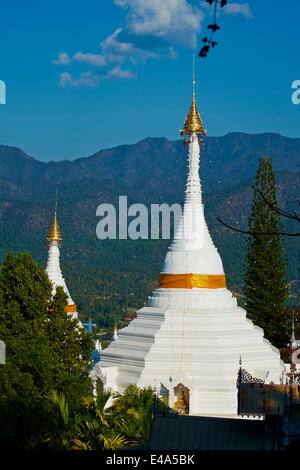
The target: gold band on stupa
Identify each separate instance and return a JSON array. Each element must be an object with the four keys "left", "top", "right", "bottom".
[
  {"left": 159, "top": 273, "right": 226, "bottom": 289},
  {"left": 65, "top": 304, "right": 77, "bottom": 313}
]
